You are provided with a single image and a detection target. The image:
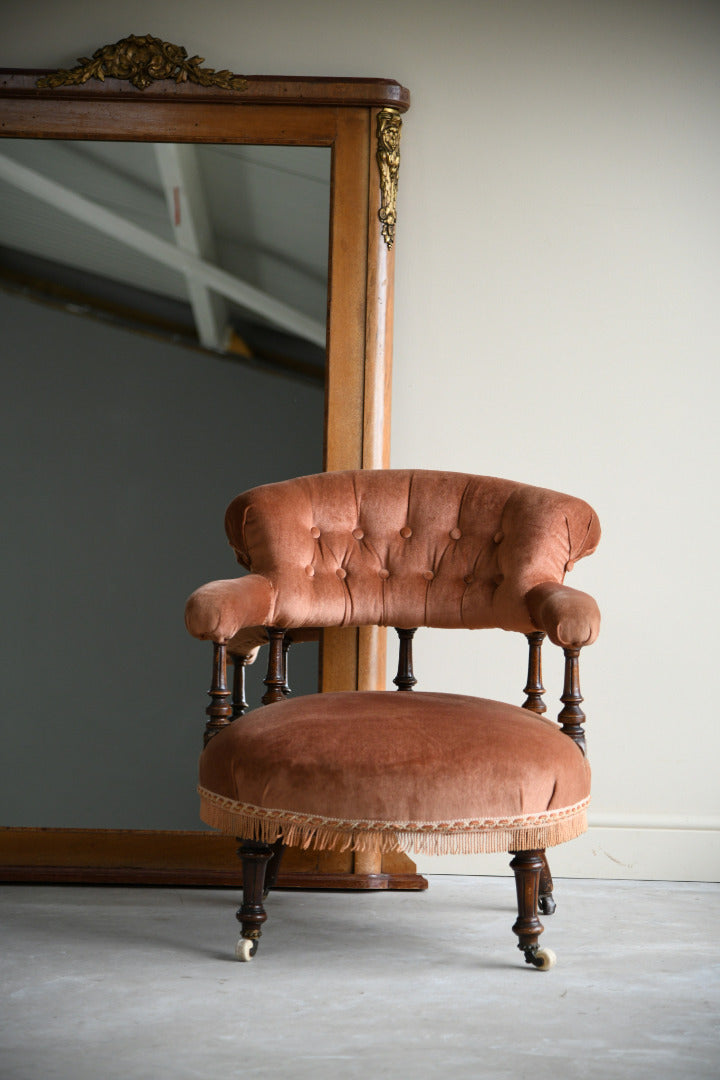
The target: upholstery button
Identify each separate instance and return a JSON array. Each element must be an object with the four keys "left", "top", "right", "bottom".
[
  {"left": 423, "top": 570, "right": 434, "bottom": 581},
  {"left": 494, "top": 530, "right": 504, "bottom": 544},
  {"left": 494, "top": 572, "right": 504, "bottom": 585},
  {"left": 336, "top": 567, "right": 347, "bottom": 579},
  {"left": 566, "top": 559, "right": 575, "bottom": 572},
  {"left": 305, "top": 565, "right": 315, "bottom": 577},
  {"left": 352, "top": 528, "right": 364, "bottom": 540},
  {"left": 463, "top": 574, "right": 473, "bottom": 585},
  {"left": 378, "top": 568, "right": 390, "bottom": 580},
  {"left": 400, "top": 526, "right": 412, "bottom": 539},
  {"left": 449, "top": 527, "right": 462, "bottom": 540},
  {"left": 310, "top": 526, "right": 321, "bottom": 539}
]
